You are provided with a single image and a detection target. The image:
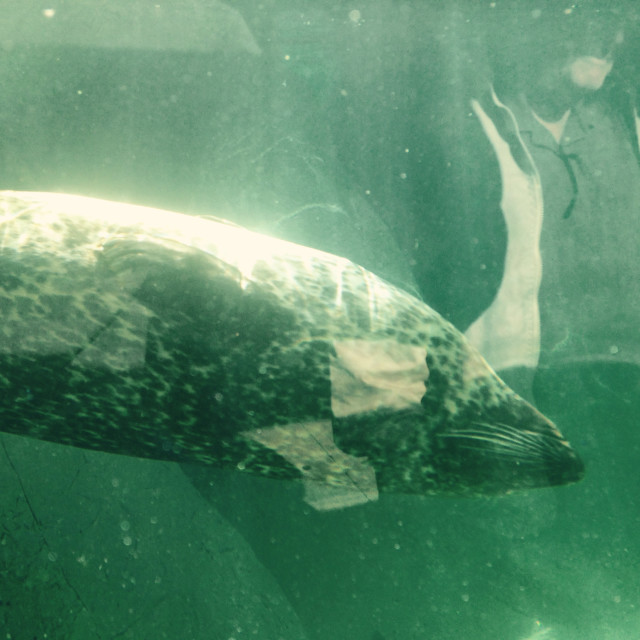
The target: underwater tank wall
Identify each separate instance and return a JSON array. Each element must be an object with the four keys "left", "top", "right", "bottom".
[{"left": 1, "top": 1, "right": 640, "bottom": 639}]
